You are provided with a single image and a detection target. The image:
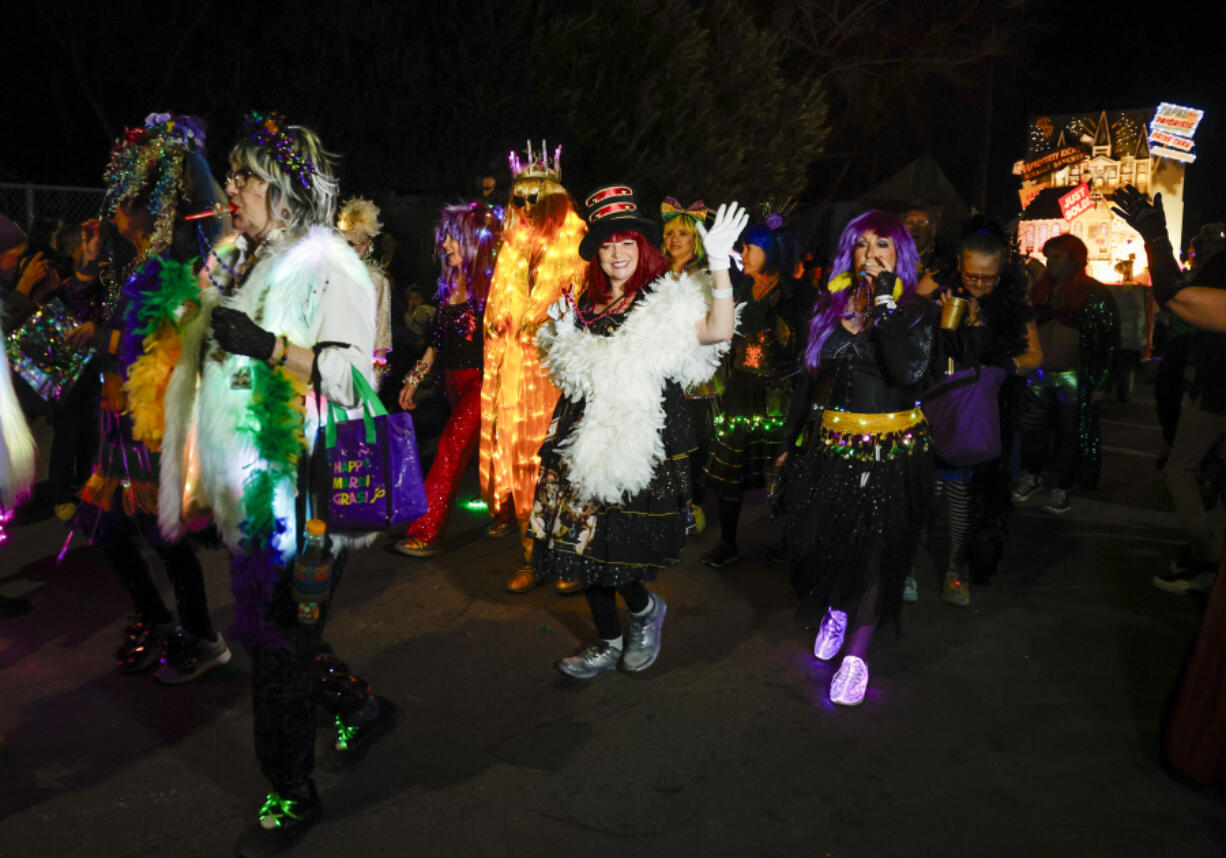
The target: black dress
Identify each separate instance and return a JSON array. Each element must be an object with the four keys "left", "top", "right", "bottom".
[
  {"left": 701, "top": 275, "right": 808, "bottom": 495},
  {"left": 782, "top": 293, "right": 937, "bottom": 628},
  {"left": 530, "top": 296, "right": 694, "bottom": 587}
]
